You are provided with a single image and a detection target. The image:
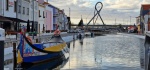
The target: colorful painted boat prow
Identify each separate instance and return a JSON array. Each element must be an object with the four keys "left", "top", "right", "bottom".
[{"left": 16, "top": 34, "right": 69, "bottom": 68}]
